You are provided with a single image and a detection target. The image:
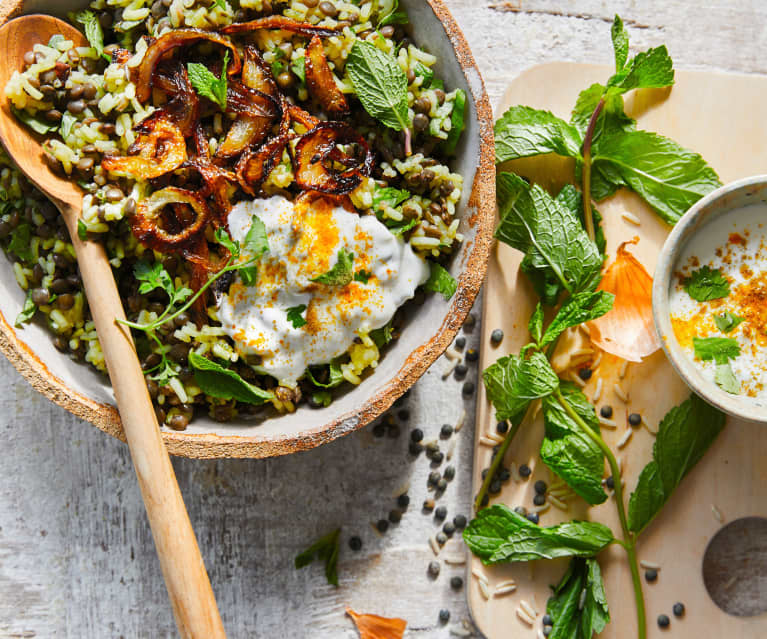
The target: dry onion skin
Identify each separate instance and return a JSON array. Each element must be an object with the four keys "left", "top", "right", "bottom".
[
  {"left": 588, "top": 238, "right": 661, "bottom": 362},
  {"left": 346, "top": 608, "right": 407, "bottom": 639}
]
